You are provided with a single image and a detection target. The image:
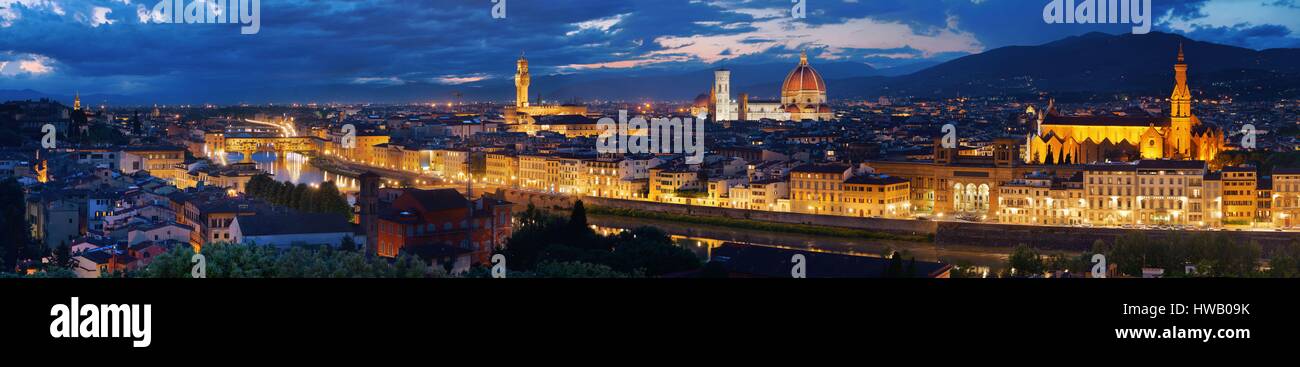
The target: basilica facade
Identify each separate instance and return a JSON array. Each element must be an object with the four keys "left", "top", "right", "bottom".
[
  {"left": 693, "top": 51, "right": 833, "bottom": 122},
  {"left": 1027, "top": 46, "right": 1225, "bottom": 165}
]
